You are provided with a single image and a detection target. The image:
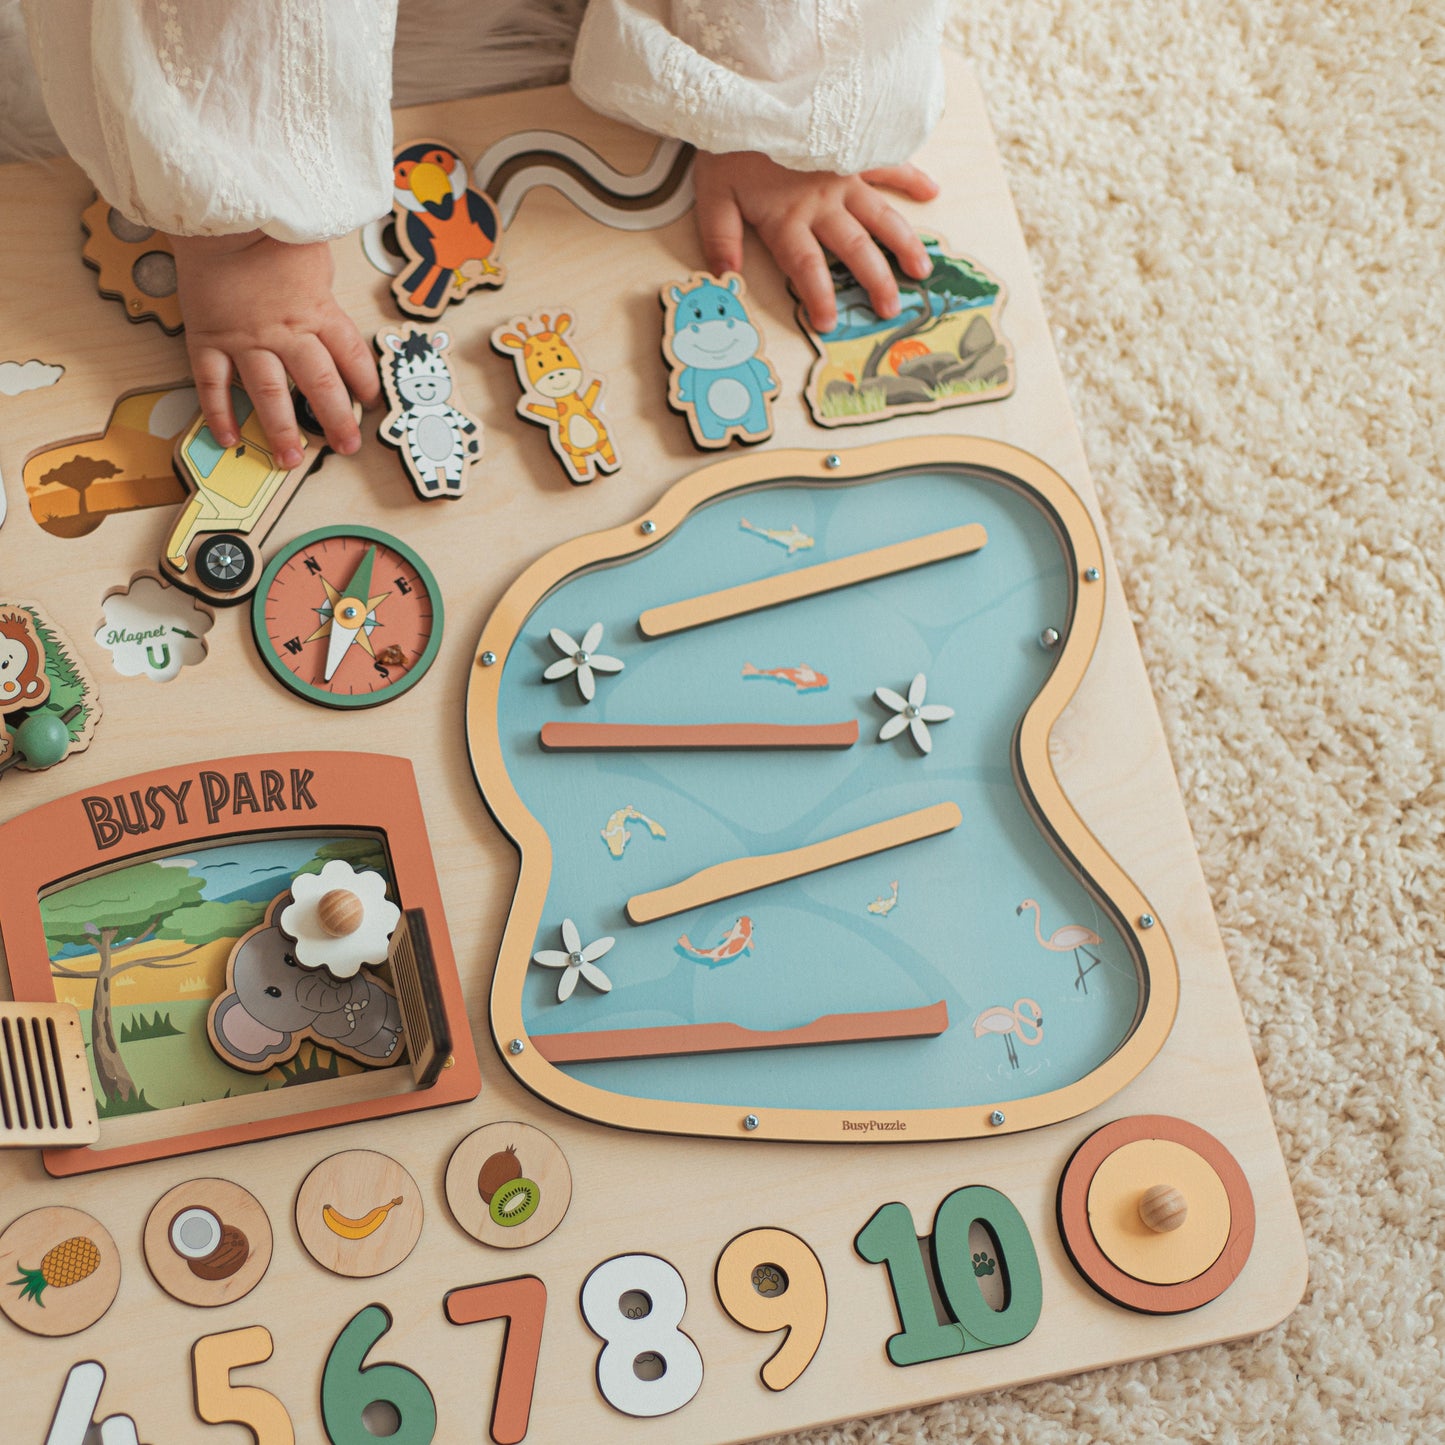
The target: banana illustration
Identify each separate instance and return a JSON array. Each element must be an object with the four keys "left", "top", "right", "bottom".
[{"left": 322, "top": 1196, "right": 404, "bottom": 1241}]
